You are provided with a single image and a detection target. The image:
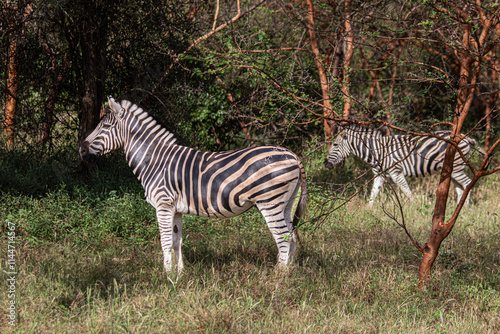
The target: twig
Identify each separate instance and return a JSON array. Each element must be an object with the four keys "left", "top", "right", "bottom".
[{"left": 149, "top": 0, "right": 266, "bottom": 97}]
